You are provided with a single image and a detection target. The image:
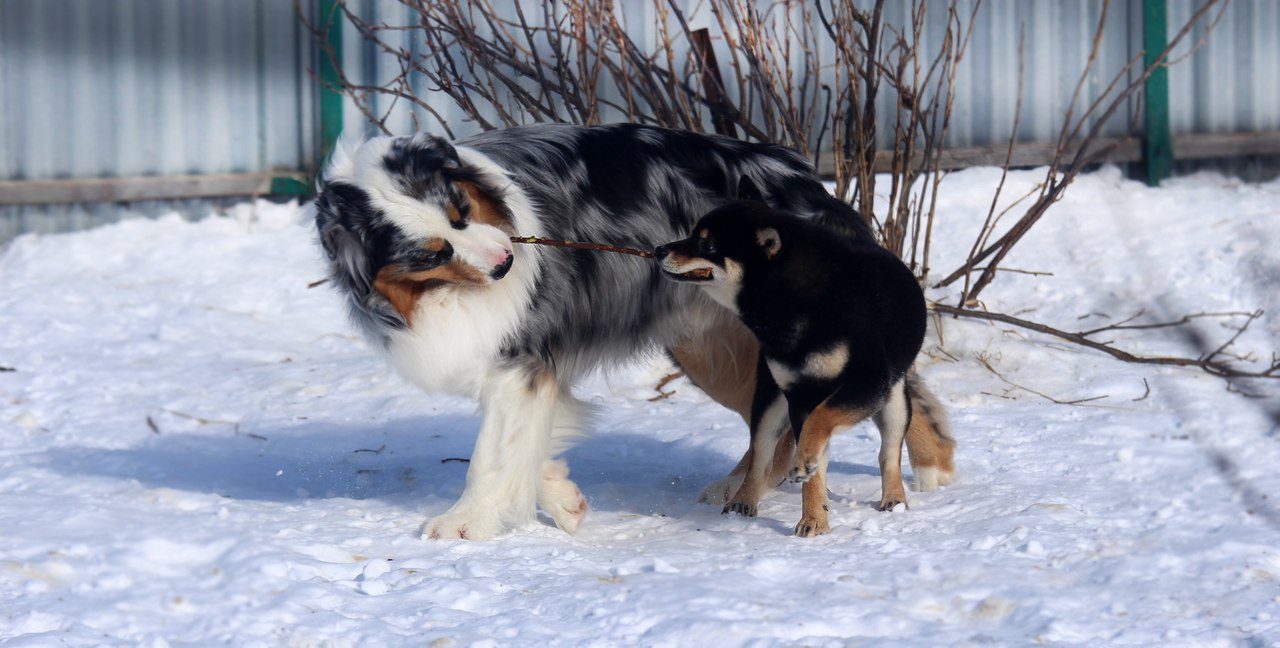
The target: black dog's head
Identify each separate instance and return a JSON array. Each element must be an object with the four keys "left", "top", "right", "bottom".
[{"left": 654, "top": 177, "right": 789, "bottom": 311}]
